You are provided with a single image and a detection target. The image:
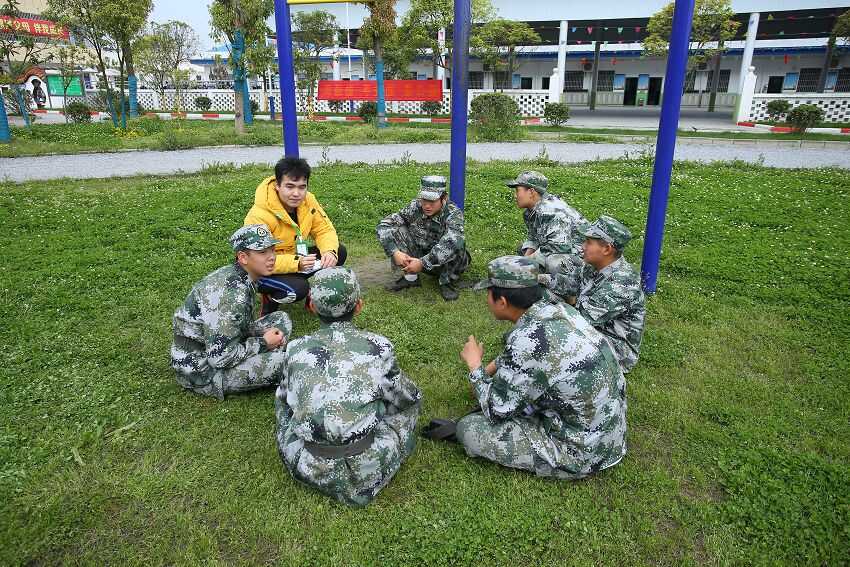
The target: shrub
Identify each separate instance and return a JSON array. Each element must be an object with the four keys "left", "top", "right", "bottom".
[
  {"left": 766, "top": 99, "right": 790, "bottom": 121},
  {"left": 470, "top": 92, "right": 521, "bottom": 141},
  {"left": 787, "top": 104, "right": 824, "bottom": 138},
  {"left": 421, "top": 100, "right": 442, "bottom": 116},
  {"left": 65, "top": 101, "right": 93, "bottom": 124},
  {"left": 543, "top": 103, "right": 570, "bottom": 127},
  {"left": 358, "top": 101, "right": 377, "bottom": 123},
  {"left": 250, "top": 99, "right": 259, "bottom": 115},
  {"left": 158, "top": 127, "right": 193, "bottom": 151},
  {"left": 194, "top": 96, "right": 212, "bottom": 111},
  {"left": 327, "top": 100, "right": 345, "bottom": 113}
]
